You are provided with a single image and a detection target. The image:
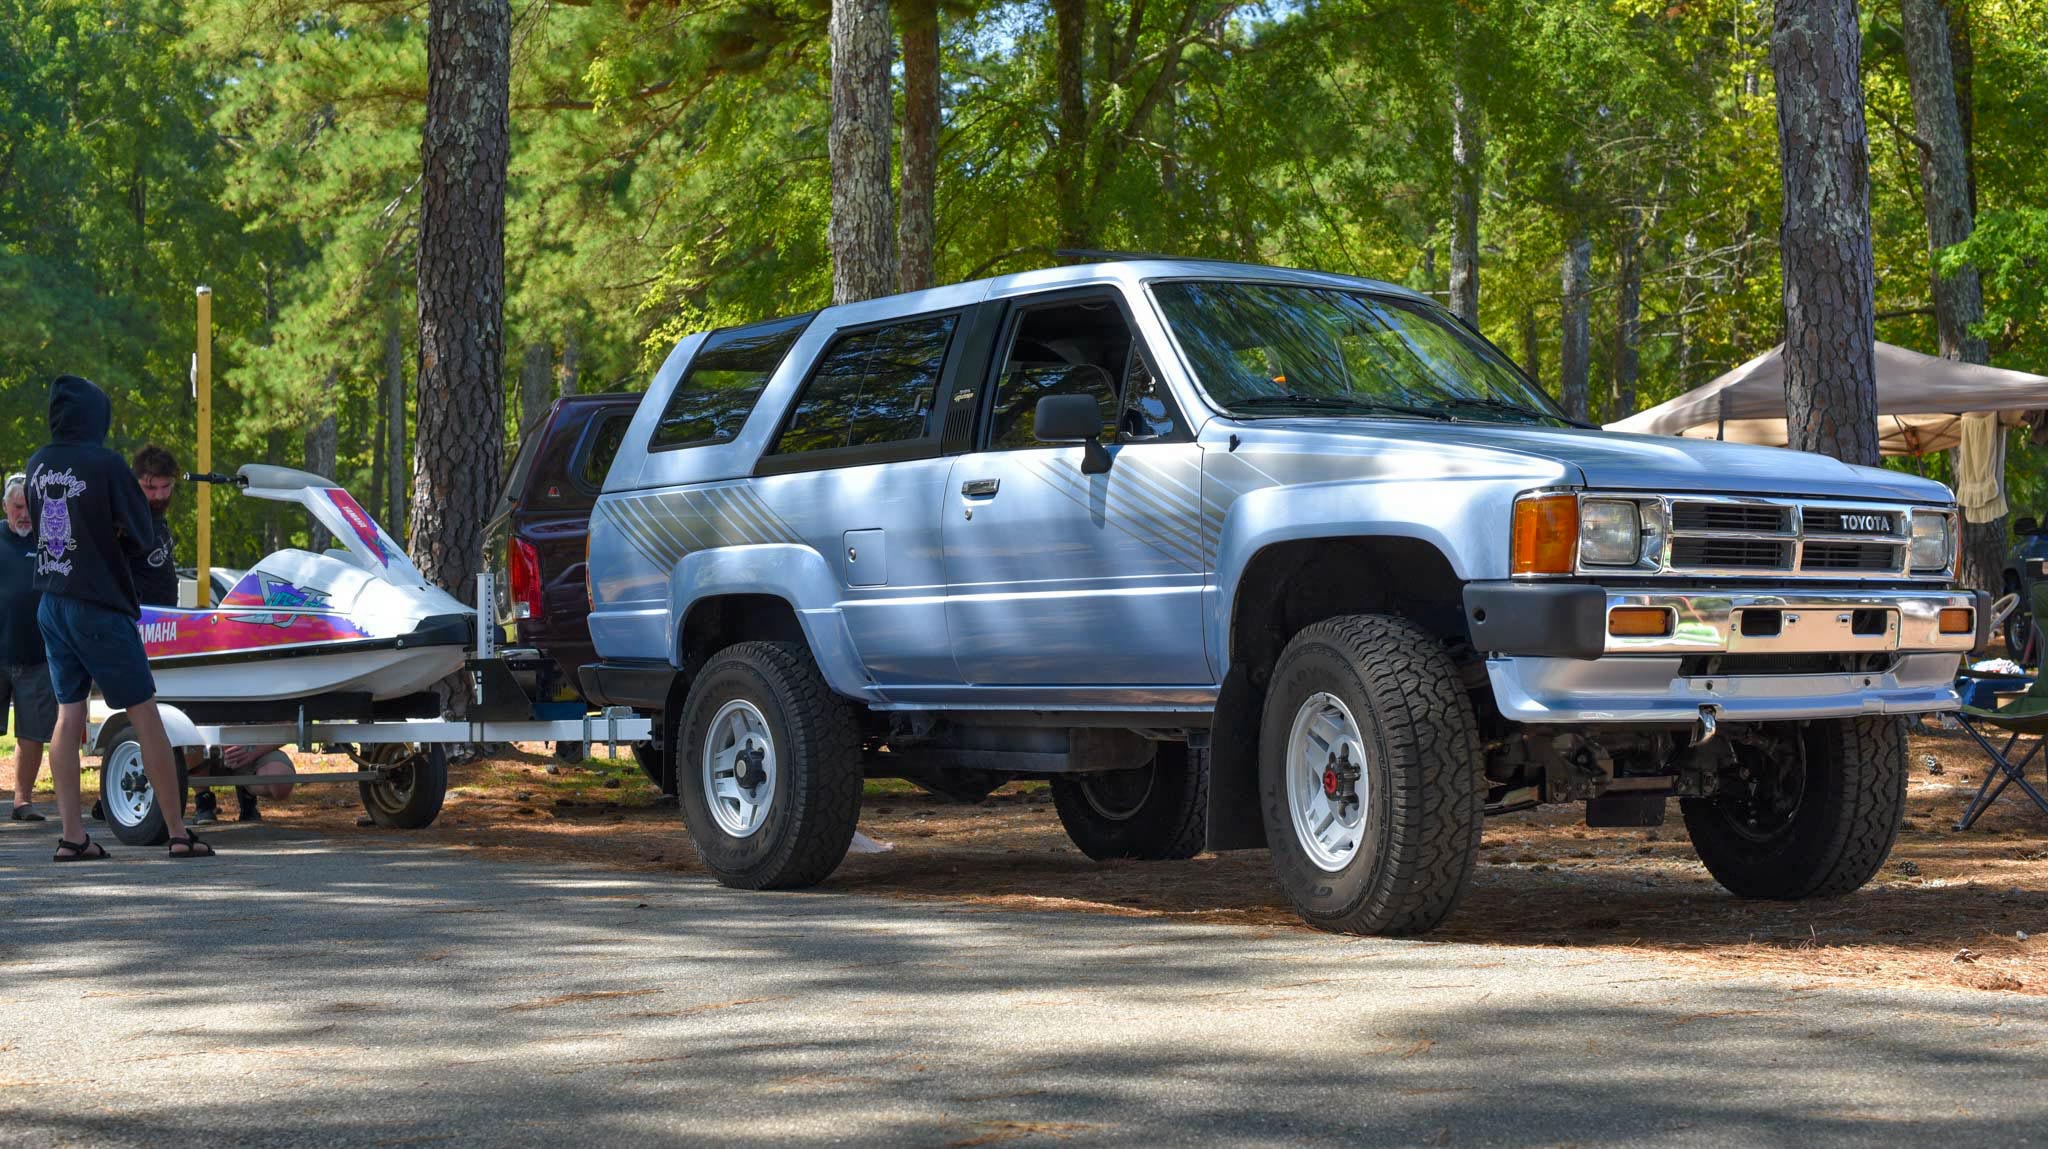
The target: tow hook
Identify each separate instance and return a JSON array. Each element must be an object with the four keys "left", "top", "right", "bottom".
[{"left": 1694, "top": 705, "right": 1720, "bottom": 747}]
